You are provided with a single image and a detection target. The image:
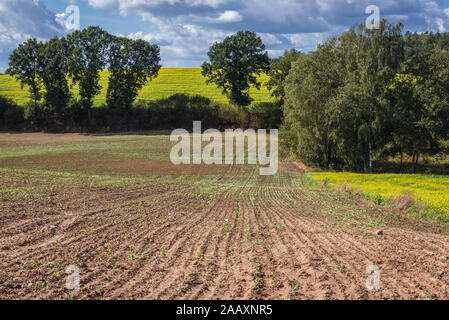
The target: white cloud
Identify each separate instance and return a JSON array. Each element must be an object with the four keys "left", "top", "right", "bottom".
[
  {"left": 2, "top": 0, "right": 449, "bottom": 70},
  {"left": 88, "top": 0, "right": 120, "bottom": 11},
  {"left": 260, "top": 33, "right": 283, "bottom": 46},
  {"left": 127, "top": 23, "right": 232, "bottom": 67},
  {"left": 0, "top": 0, "right": 70, "bottom": 41},
  {"left": 216, "top": 10, "right": 242, "bottom": 23},
  {"left": 0, "top": 0, "right": 73, "bottom": 71},
  {"left": 445, "top": 7, "right": 449, "bottom": 18},
  {"left": 421, "top": 0, "right": 449, "bottom": 32},
  {"left": 90, "top": 0, "right": 449, "bottom": 66}
]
